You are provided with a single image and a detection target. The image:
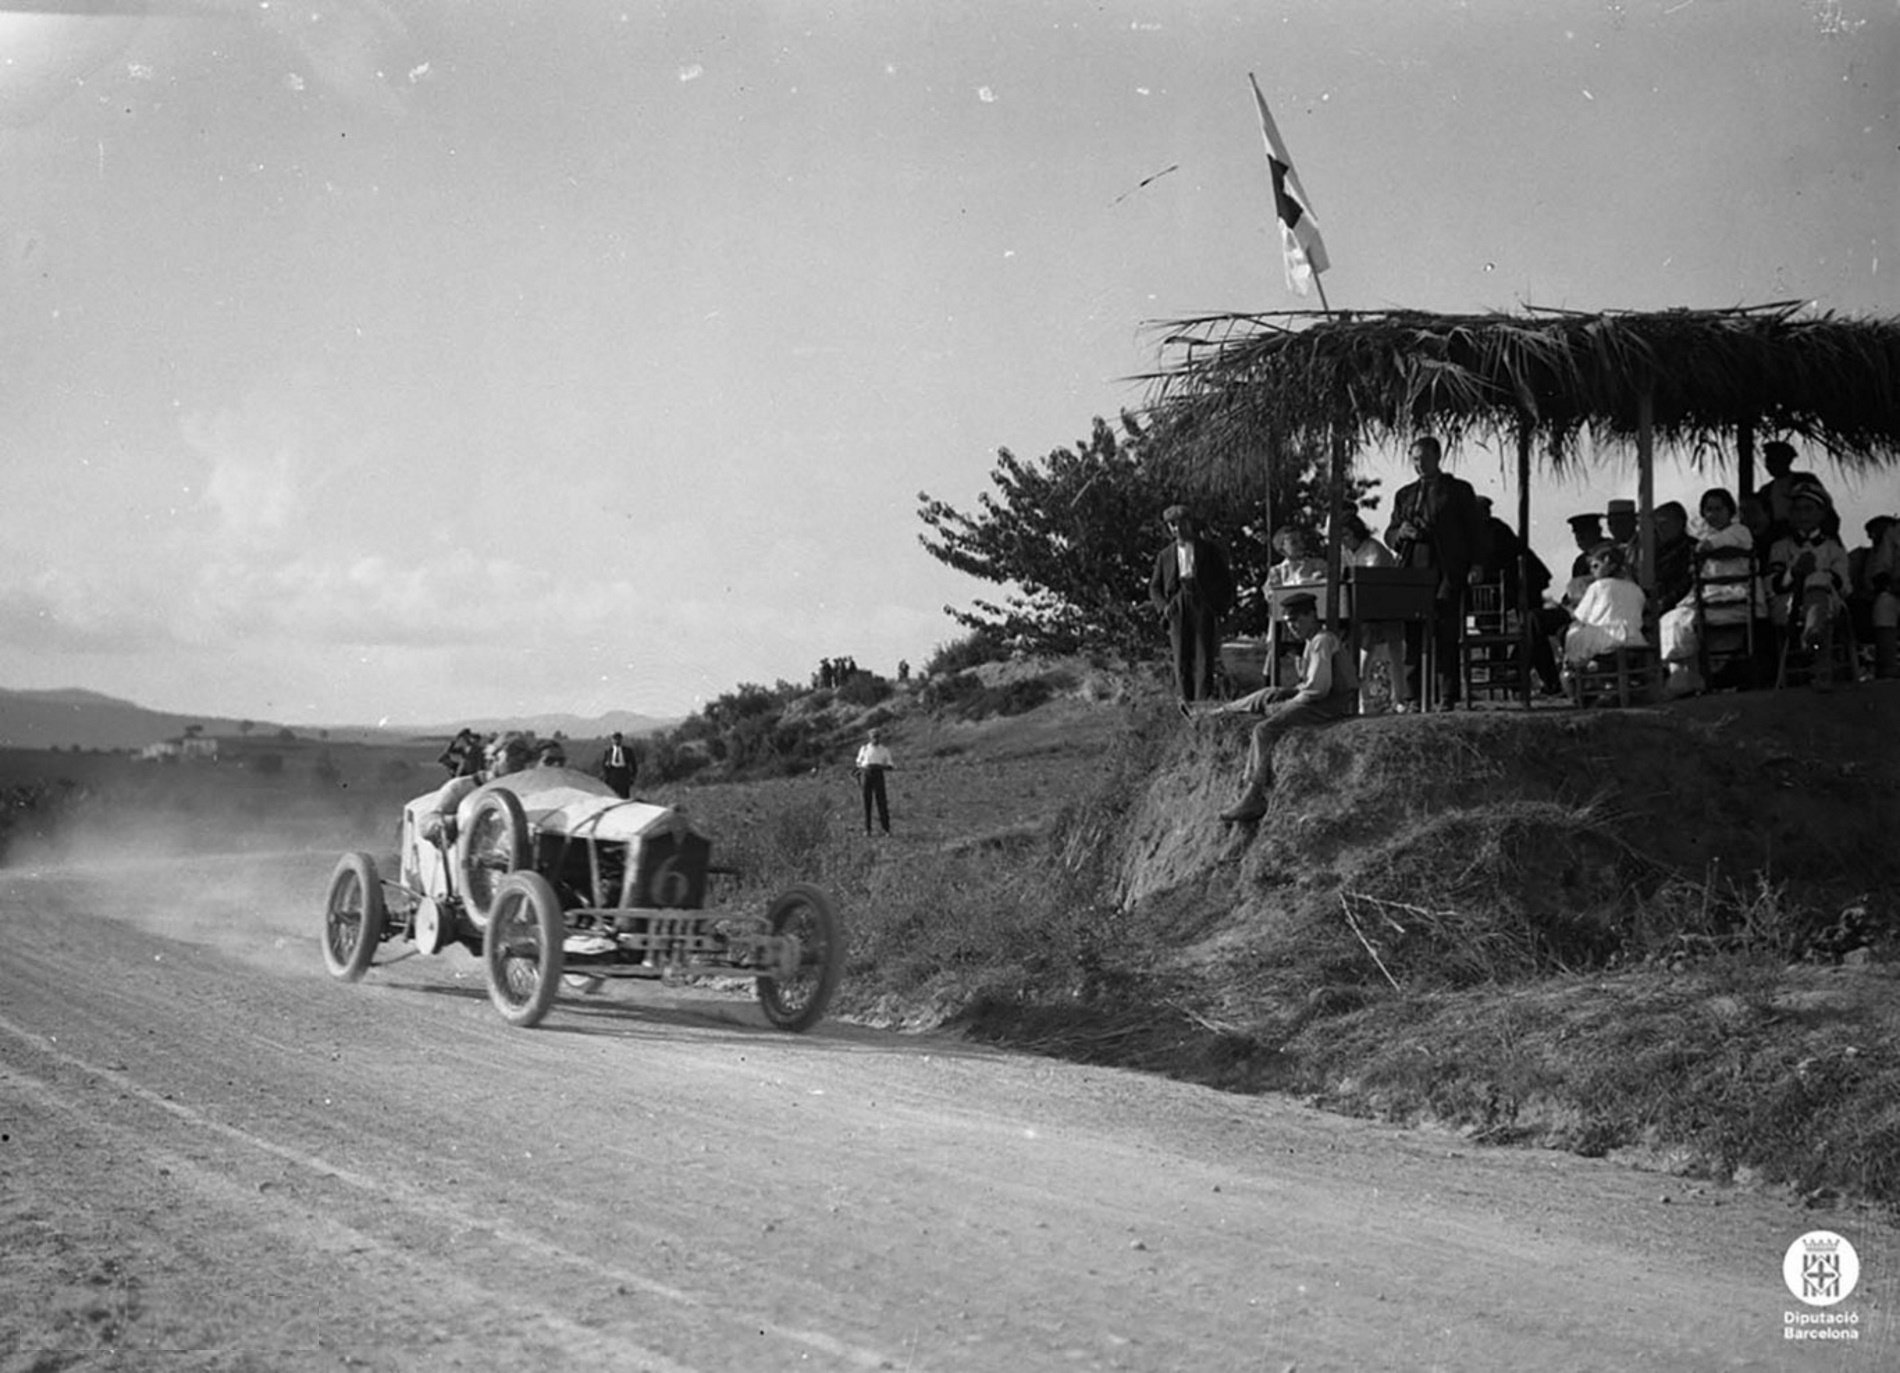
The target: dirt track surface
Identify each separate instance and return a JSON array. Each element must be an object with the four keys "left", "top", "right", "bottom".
[{"left": 2, "top": 853, "right": 1894, "bottom": 1372}]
